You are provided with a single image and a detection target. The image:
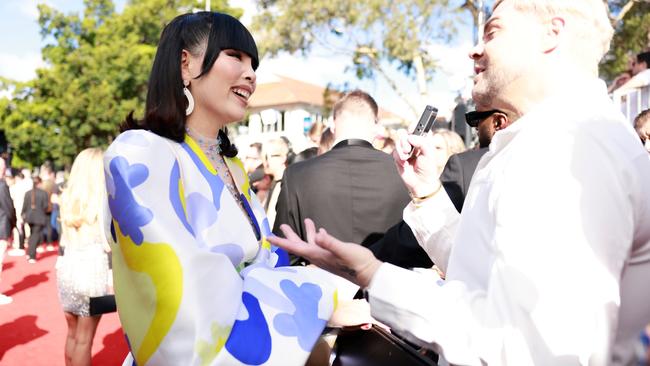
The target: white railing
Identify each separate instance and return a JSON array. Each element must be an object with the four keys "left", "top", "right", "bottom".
[{"left": 612, "top": 84, "right": 650, "bottom": 125}]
